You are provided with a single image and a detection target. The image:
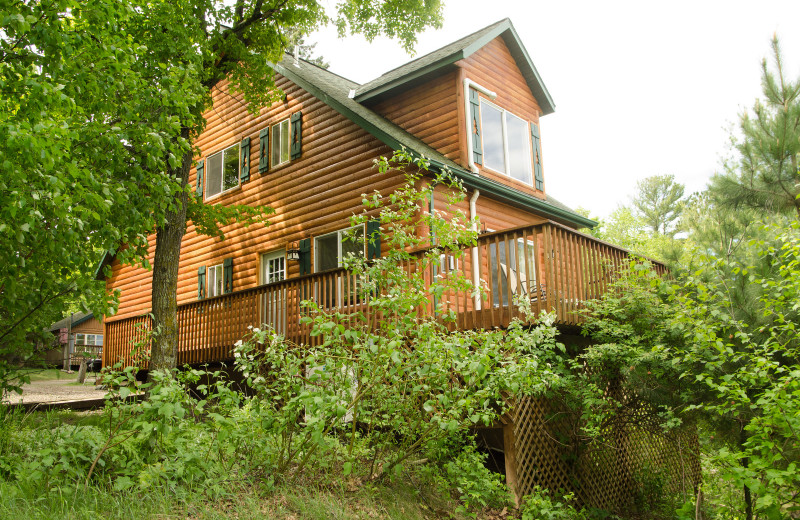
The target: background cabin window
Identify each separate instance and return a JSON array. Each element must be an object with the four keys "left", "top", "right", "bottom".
[
  {"left": 205, "top": 143, "right": 240, "bottom": 199},
  {"left": 261, "top": 250, "right": 286, "bottom": 284},
  {"left": 207, "top": 263, "right": 223, "bottom": 297},
  {"left": 271, "top": 119, "right": 290, "bottom": 167},
  {"left": 315, "top": 226, "right": 365, "bottom": 272},
  {"left": 75, "top": 333, "right": 103, "bottom": 346},
  {"left": 480, "top": 99, "right": 533, "bottom": 185}
]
